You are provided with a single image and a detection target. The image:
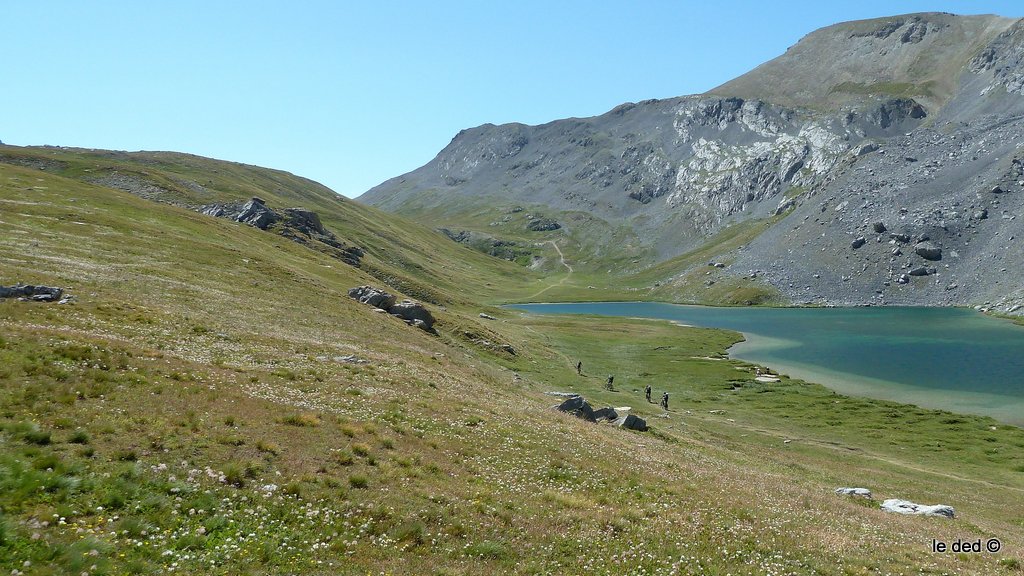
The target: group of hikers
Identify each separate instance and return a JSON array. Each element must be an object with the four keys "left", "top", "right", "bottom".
[{"left": 576, "top": 361, "right": 669, "bottom": 410}]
